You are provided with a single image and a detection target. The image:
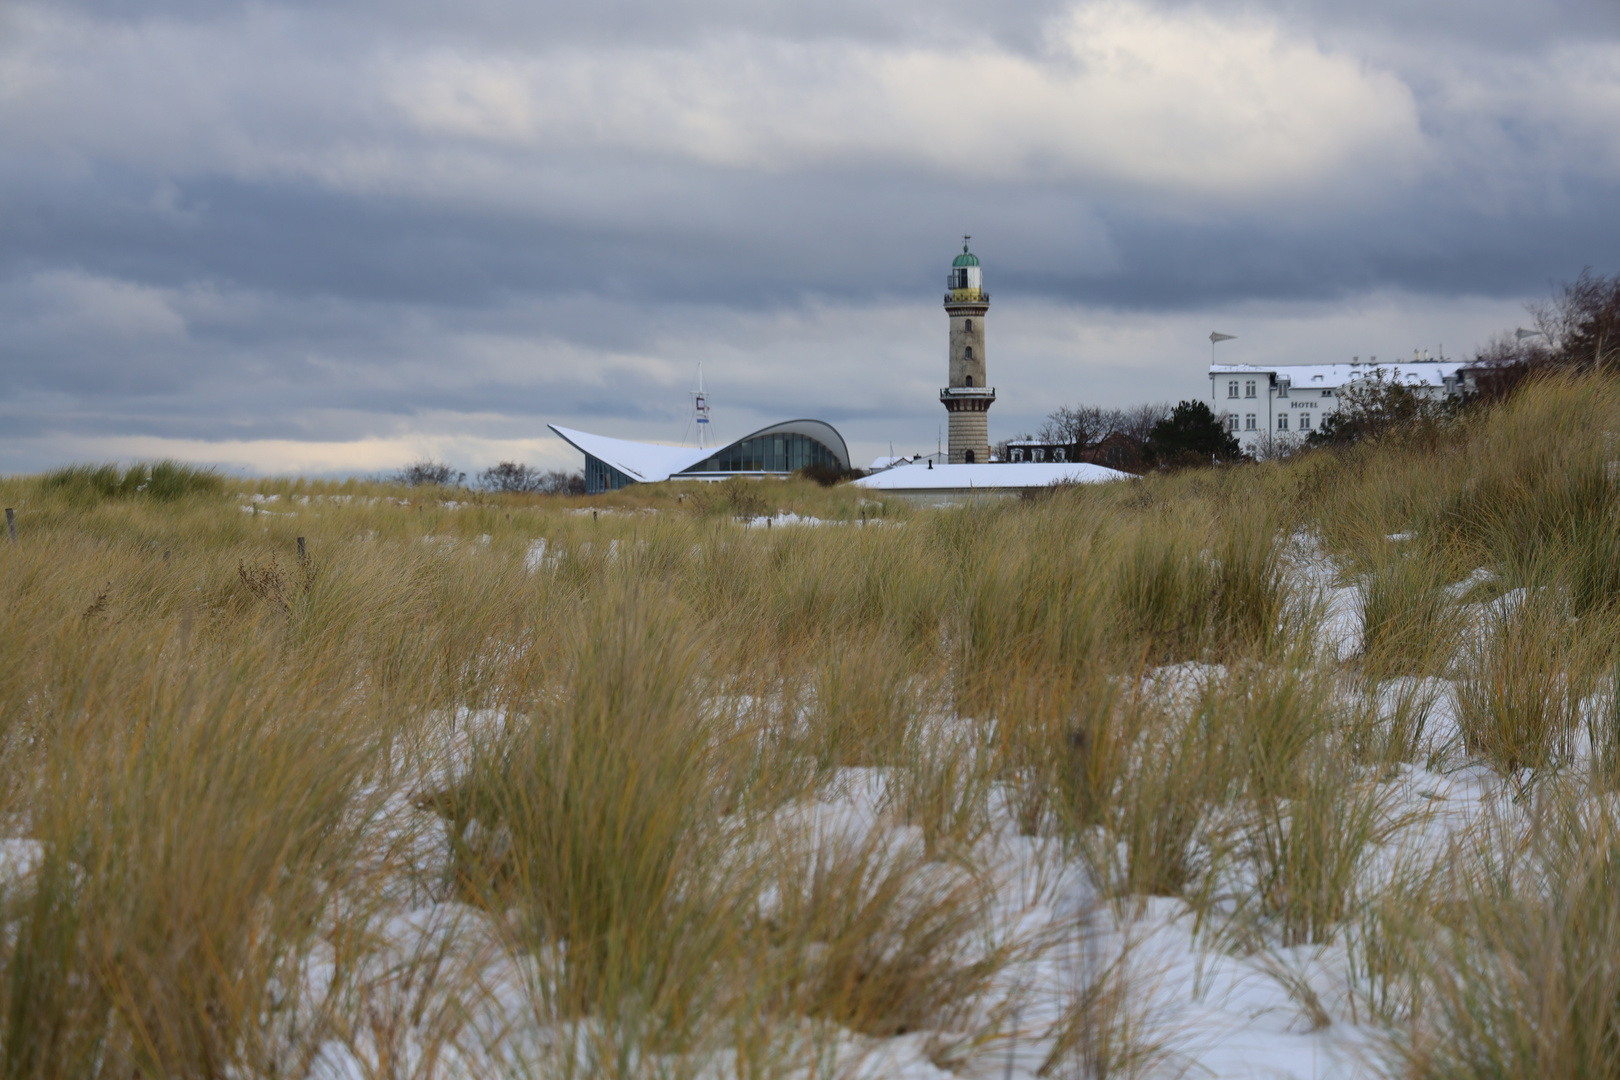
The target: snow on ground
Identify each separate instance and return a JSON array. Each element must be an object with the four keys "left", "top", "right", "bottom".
[
  {"left": 1285, "top": 532, "right": 1362, "bottom": 662},
  {"left": 309, "top": 698, "right": 1481, "bottom": 1076},
  {"left": 300, "top": 729, "right": 1430, "bottom": 1078},
  {"left": 304, "top": 536, "right": 1557, "bottom": 1078},
  {"left": 11, "top": 531, "right": 1574, "bottom": 1077}
]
